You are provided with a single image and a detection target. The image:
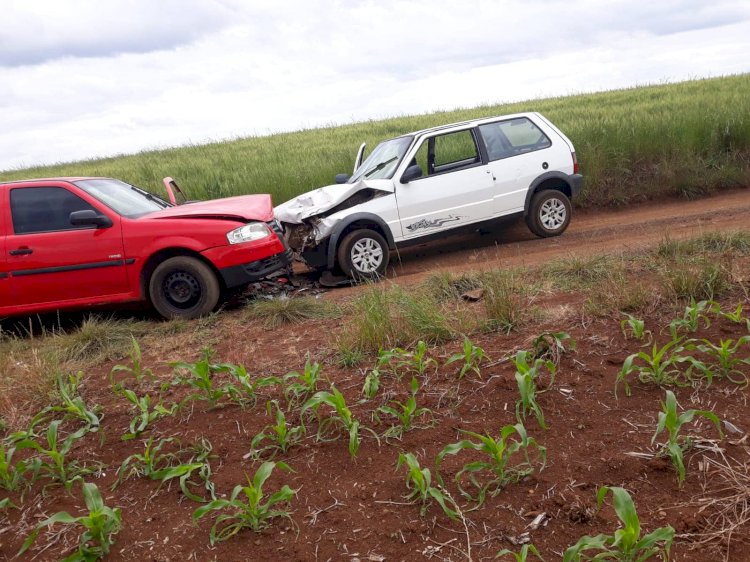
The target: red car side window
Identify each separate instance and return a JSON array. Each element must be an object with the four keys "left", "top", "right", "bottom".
[{"left": 10, "top": 187, "right": 97, "bottom": 235}]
